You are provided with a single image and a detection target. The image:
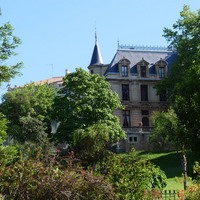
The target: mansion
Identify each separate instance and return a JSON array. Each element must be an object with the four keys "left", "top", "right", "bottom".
[
  {"left": 28, "top": 37, "right": 177, "bottom": 152},
  {"left": 88, "top": 37, "right": 177, "bottom": 151}
]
